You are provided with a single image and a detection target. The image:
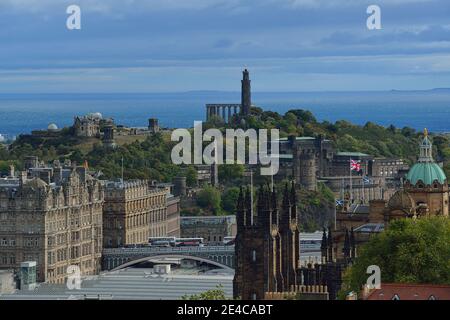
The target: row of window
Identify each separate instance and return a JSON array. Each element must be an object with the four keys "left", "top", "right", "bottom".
[
  {"left": 1, "top": 237, "right": 40, "bottom": 247},
  {"left": 104, "top": 209, "right": 166, "bottom": 229}
]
